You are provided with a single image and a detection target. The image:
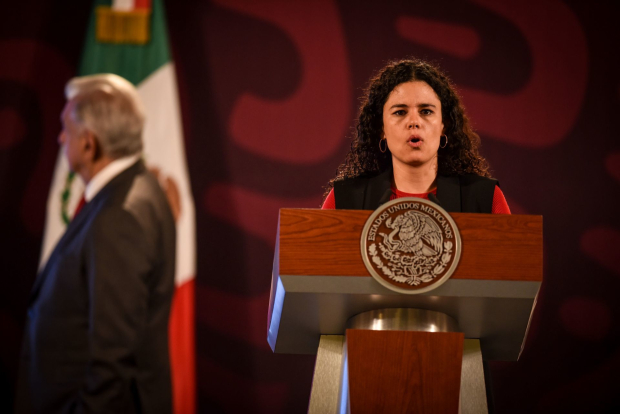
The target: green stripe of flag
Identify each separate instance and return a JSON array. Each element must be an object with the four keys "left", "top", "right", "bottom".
[{"left": 78, "top": 0, "right": 170, "bottom": 85}]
